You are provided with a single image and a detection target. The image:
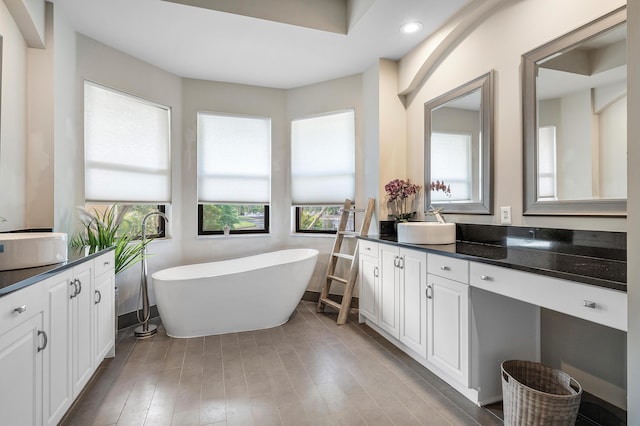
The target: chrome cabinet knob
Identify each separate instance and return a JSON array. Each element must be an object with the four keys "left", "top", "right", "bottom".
[
  {"left": 440, "top": 266, "right": 450, "bottom": 271},
  {"left": 583, "top": 300, "right": 596, "bottom": 309},
  {"left": 13, "top": 305, "right": 27, "bottom": 314},
  {"left": 480, "top": 275, "right": 493, "bottom": 281}
]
